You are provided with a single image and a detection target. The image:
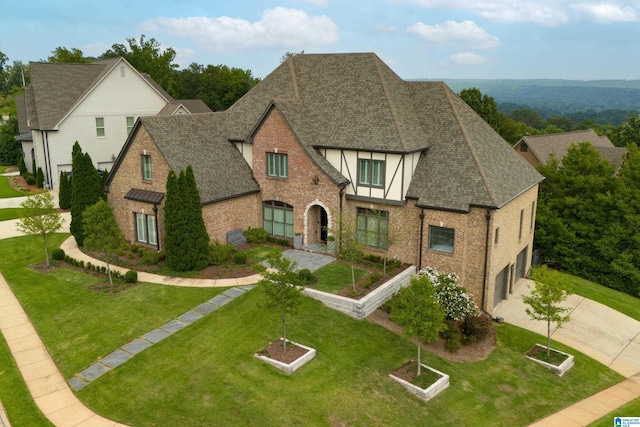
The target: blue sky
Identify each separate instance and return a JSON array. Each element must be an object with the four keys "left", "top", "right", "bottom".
[{"left": 2, "top": 0, "right": 640, "bottom": 80}]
